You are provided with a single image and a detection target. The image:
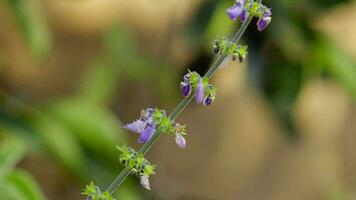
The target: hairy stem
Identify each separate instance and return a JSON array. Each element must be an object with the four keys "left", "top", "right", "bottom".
[{"left": 106, "top": 1, "right": 260, "bottom": 194}]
